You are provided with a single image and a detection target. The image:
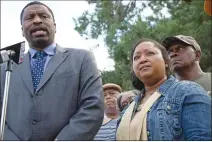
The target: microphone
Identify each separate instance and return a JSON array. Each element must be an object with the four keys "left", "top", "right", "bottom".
[{"left": 0, "top": 41, "right": 25, "bottom": 64}]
